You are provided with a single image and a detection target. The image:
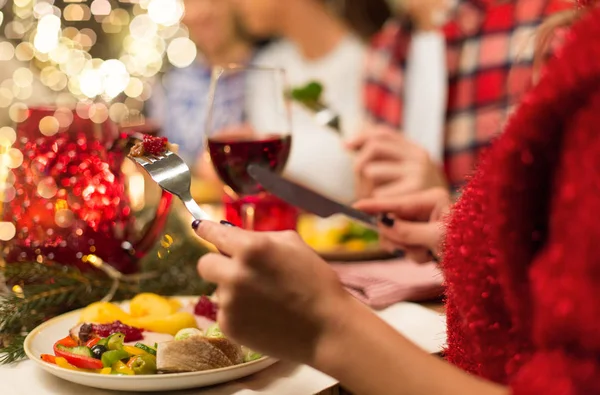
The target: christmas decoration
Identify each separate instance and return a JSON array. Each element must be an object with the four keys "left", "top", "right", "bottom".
[
  {"left": 0, "top": 0, "right": 195, "bottom": 122},
  {"left": 2, "top": 106, "right": 171, "bottom": 273},
  {"left": 0, "top": 0, "right": 208, "bottom": 365},
  {"left": 0, "top": 204, "right": 215, "bottom": 365}
]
